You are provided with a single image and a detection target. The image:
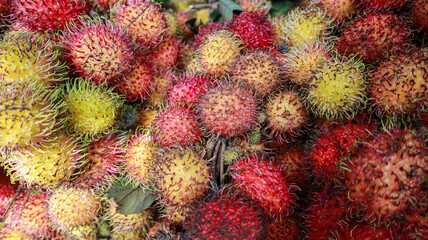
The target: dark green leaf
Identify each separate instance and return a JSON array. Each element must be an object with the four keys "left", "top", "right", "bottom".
[
  {"left": 270, "top": 1, "right": 294, "bottom": 16},
  {"left": 219, "top": 0, "right": 243, "bottom": 21},
  {"left": 210, "top": 10, "right": 222, "bottom": 22},
  {"left": 185, "top": 18, "right": 199, "bottom": 35},
  {"left": 108, "top": 181, "right": 157, "bottom": 215}
]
